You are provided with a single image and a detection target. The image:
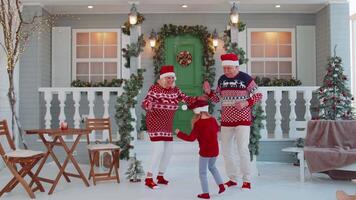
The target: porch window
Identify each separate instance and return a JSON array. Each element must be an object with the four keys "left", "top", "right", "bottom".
[
  {"left": 247, "top": 29, "right": 295, "bottom": 79},
  {"left": 72, "top": 29, "right": 121, "bottom": 82}
]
